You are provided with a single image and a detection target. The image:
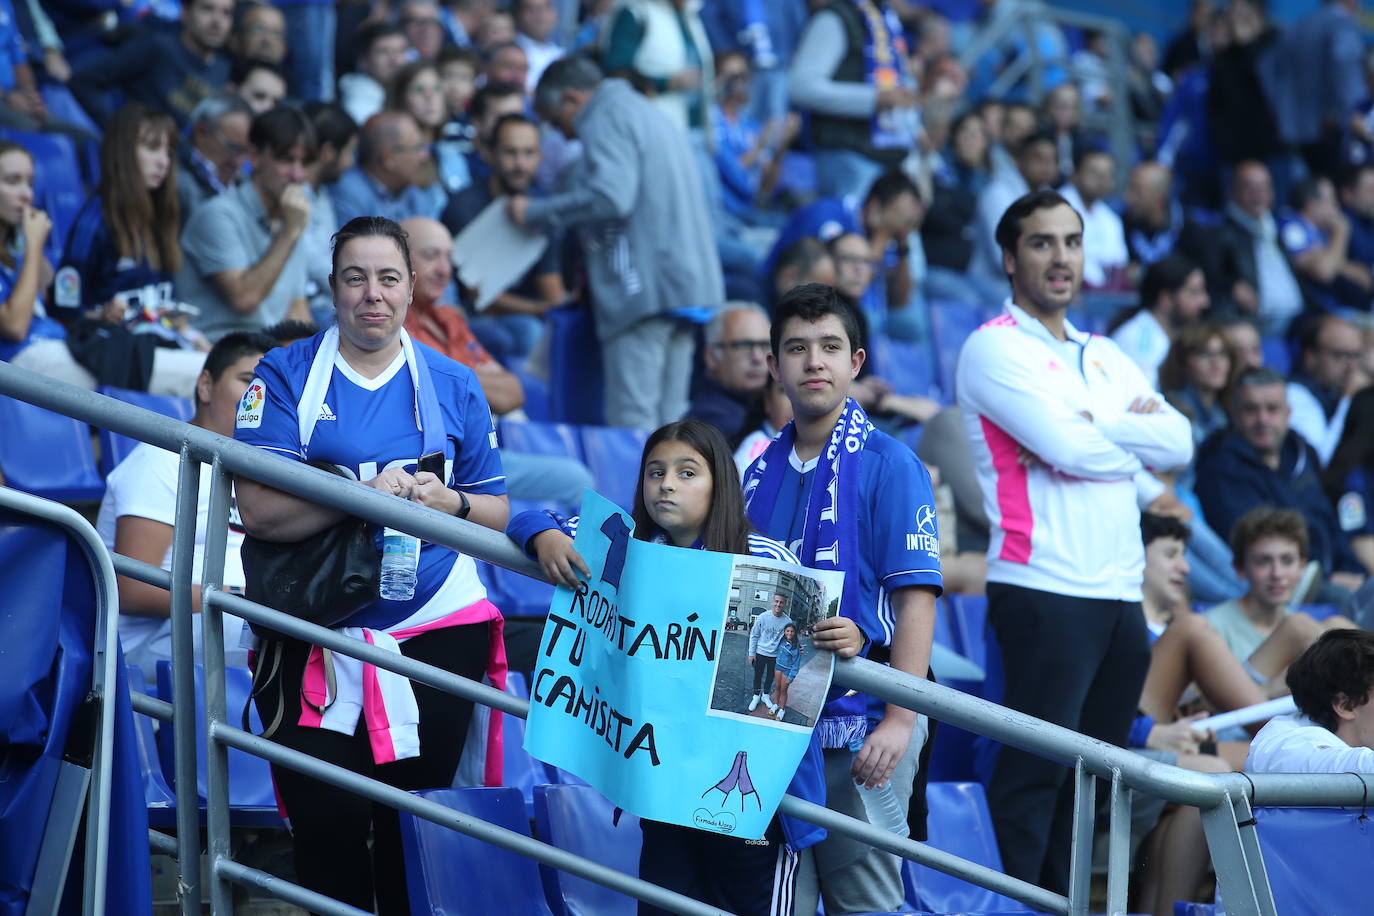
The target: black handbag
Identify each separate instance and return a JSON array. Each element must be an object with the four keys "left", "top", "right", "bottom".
[{"left": 240, "top": 461, "right": 380, "bottom": 633}]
